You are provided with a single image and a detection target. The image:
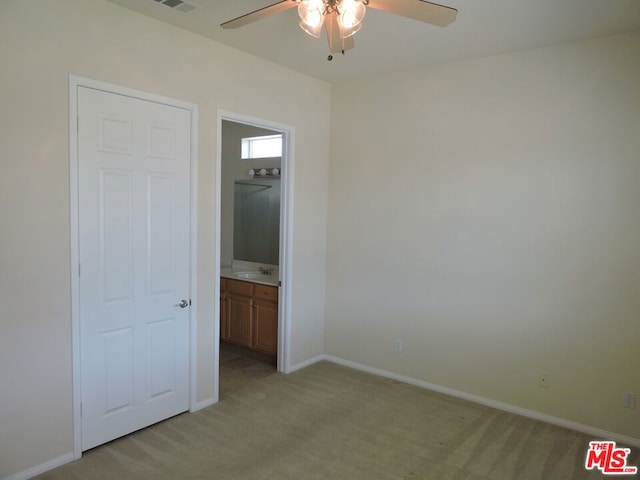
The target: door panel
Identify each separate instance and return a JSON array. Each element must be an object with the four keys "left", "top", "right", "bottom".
[
  {"left": 148, "top": 318, "right": 177, "bottom": 399},
  {"left": 101, "top": 170, "right": 133, "bottom": 303},
  {"left": 148, "top": 174, "right": 176, "bottom": 295},
  {"left": 78, "top": 86, "right": 191, "bottom": 451},
  {"left": 103, "top": 327, "right": 134, "bottom": 414}
]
